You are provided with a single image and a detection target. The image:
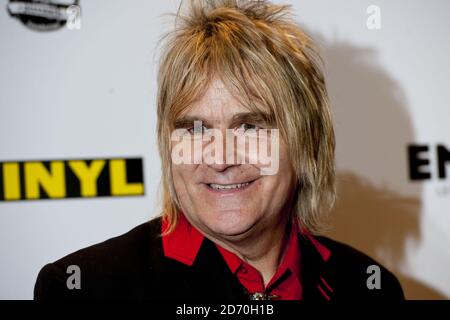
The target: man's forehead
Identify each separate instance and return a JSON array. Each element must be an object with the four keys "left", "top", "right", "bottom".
[
  {"left": 185, "top": 86, "right": 244, "bottom": 117},
  {"left": 177, "top": 78, "right": 271, "bottom": 122},
  {"left": 181, "top": 105, "right": 250, "bottom": 124},
  {"left": 198, "top": 81, "right": 235, "bottom": 104},
  {"left": 209, "top": 77, "right": 228, "bottom": 91}
]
